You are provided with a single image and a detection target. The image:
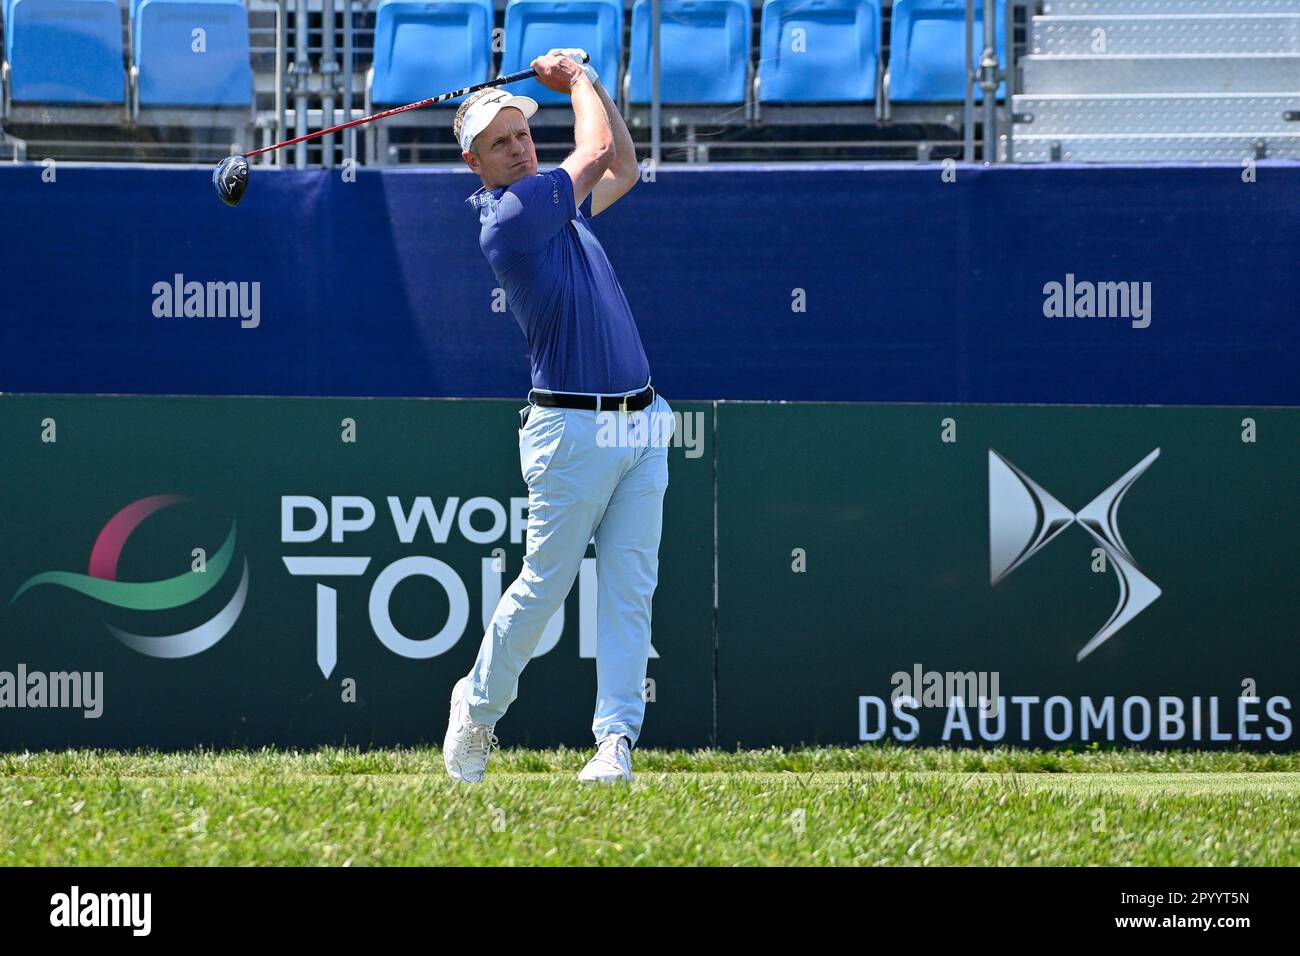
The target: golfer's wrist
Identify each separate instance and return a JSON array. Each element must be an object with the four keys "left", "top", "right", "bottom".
[{"left": 568, "top": 65, "right": 599, "bottom": 91}]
